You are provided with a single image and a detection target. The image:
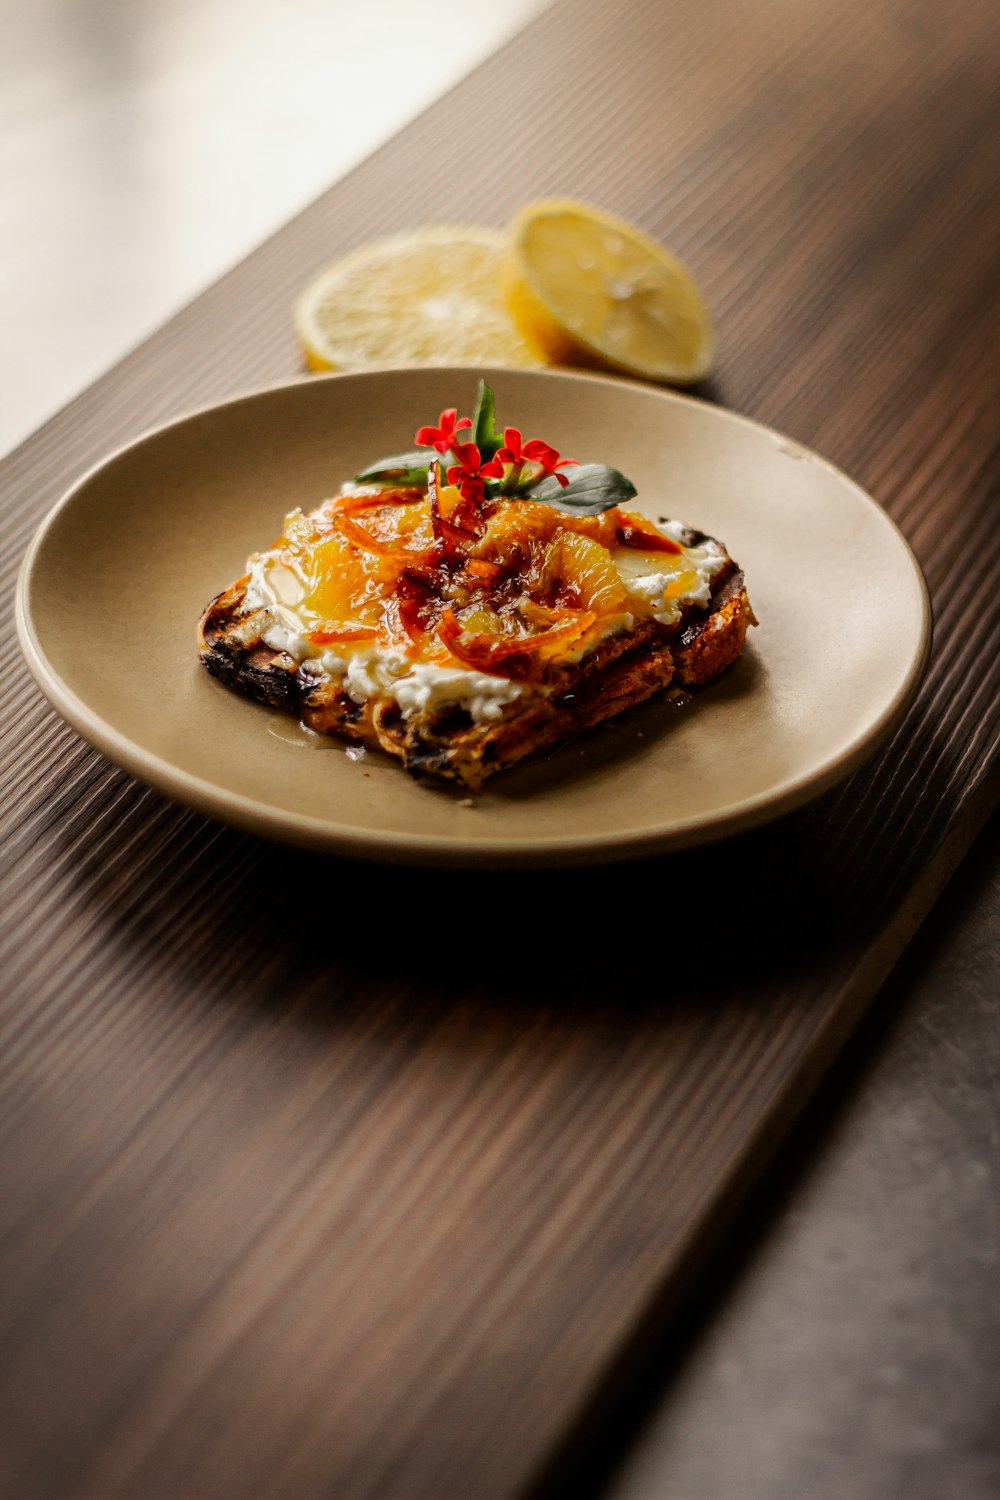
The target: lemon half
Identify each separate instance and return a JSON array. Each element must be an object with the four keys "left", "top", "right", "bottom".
[
  {"left": 294, "top": 226, "right": 540, "bottom": 372},
  {"left": 505, "top": 199, "right": 714, "bottom": 383}
]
